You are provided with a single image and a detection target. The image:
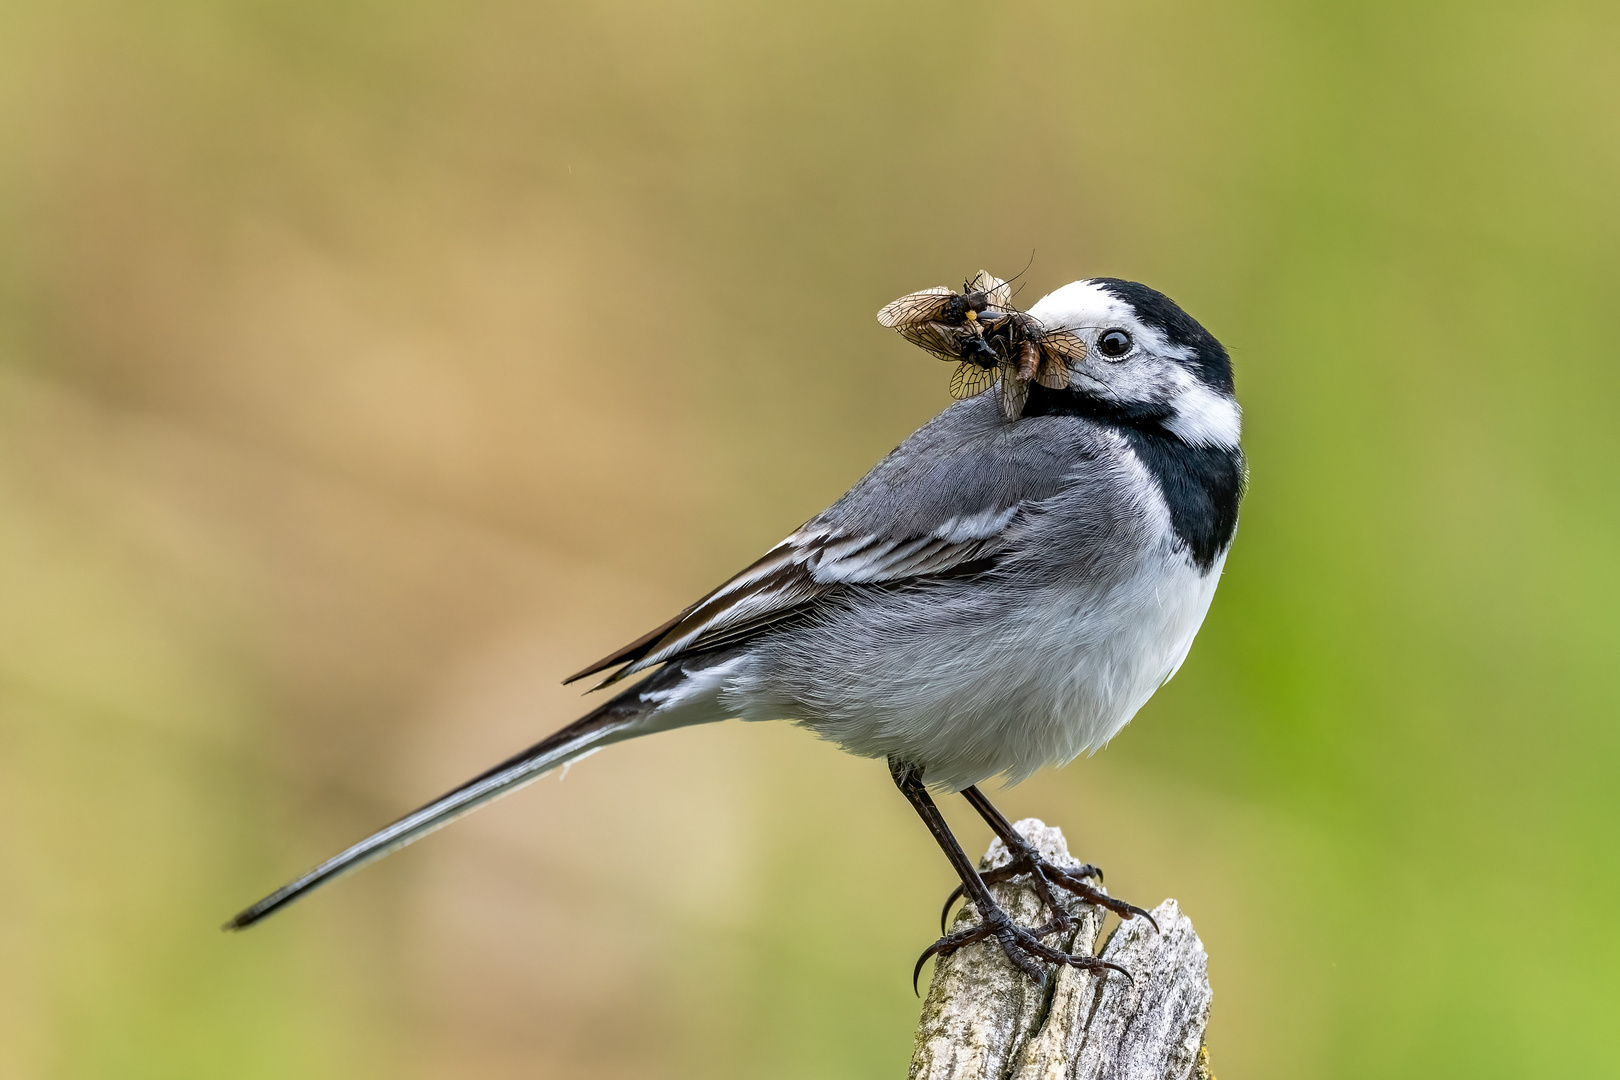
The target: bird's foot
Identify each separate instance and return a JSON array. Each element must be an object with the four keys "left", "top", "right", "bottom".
[
  {"left": 912, "top": 898, "right": 1129, "bottom": 991},
  {"left": 939, "top": 845, "right": 1158, "bottom": 936}
]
